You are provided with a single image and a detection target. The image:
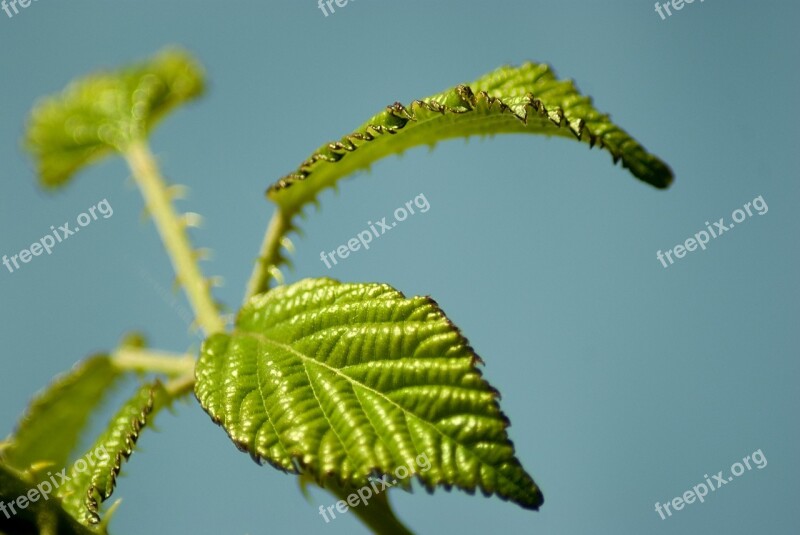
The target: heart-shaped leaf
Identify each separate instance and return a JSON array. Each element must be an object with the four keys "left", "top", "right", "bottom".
[{"left": 195, "top": 278, "right": 543, "bottom": 510}]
